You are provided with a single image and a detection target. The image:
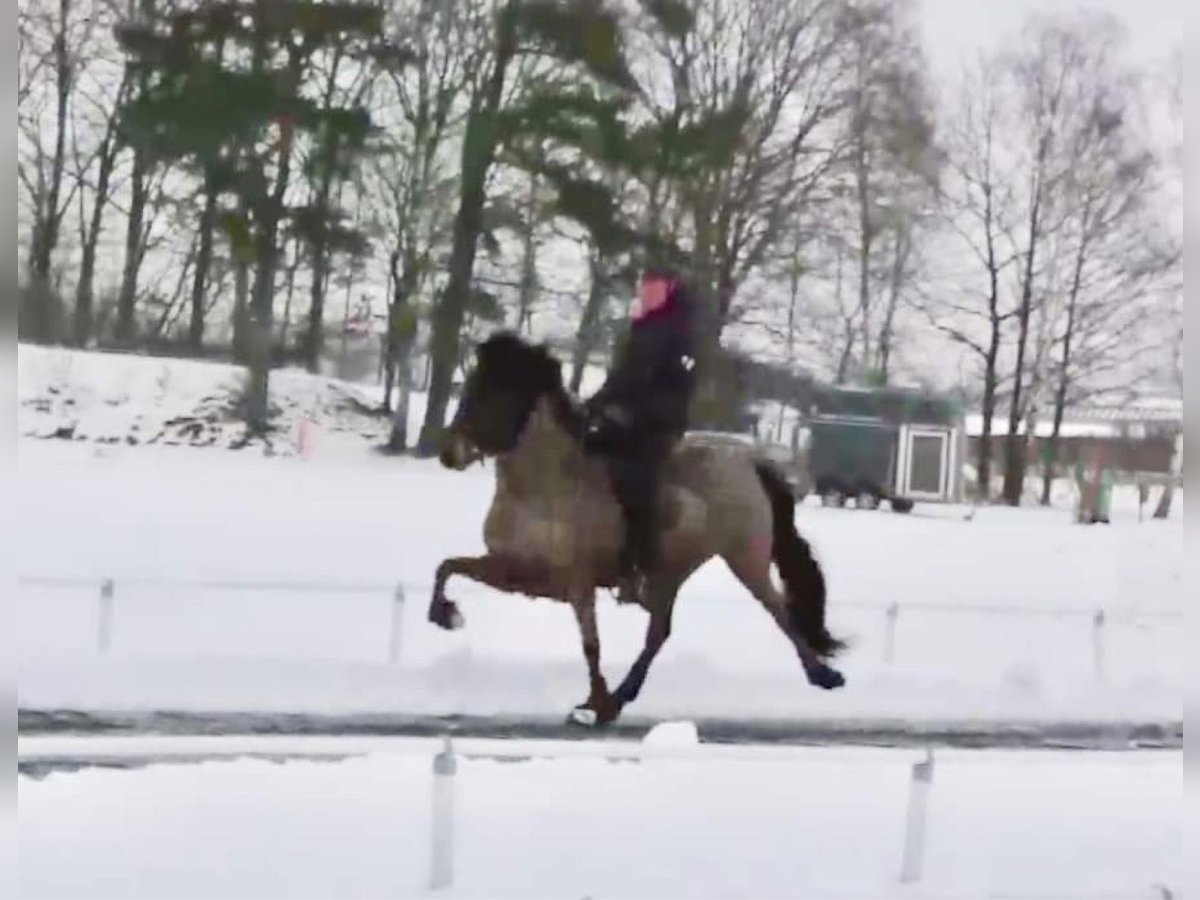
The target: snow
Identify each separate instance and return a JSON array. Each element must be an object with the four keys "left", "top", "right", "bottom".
[
  {"left": 17, "top": 343, "right": 402, "bottom": 453},
  {"left": 641, "top": 720, "right": 700, "bottom": 748},
  {"left": 15, "top": 344, "right": 1185, "bottom": 725},
  {"left": 16, "top": 738, "right": 1183, "bottom": 899}
]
